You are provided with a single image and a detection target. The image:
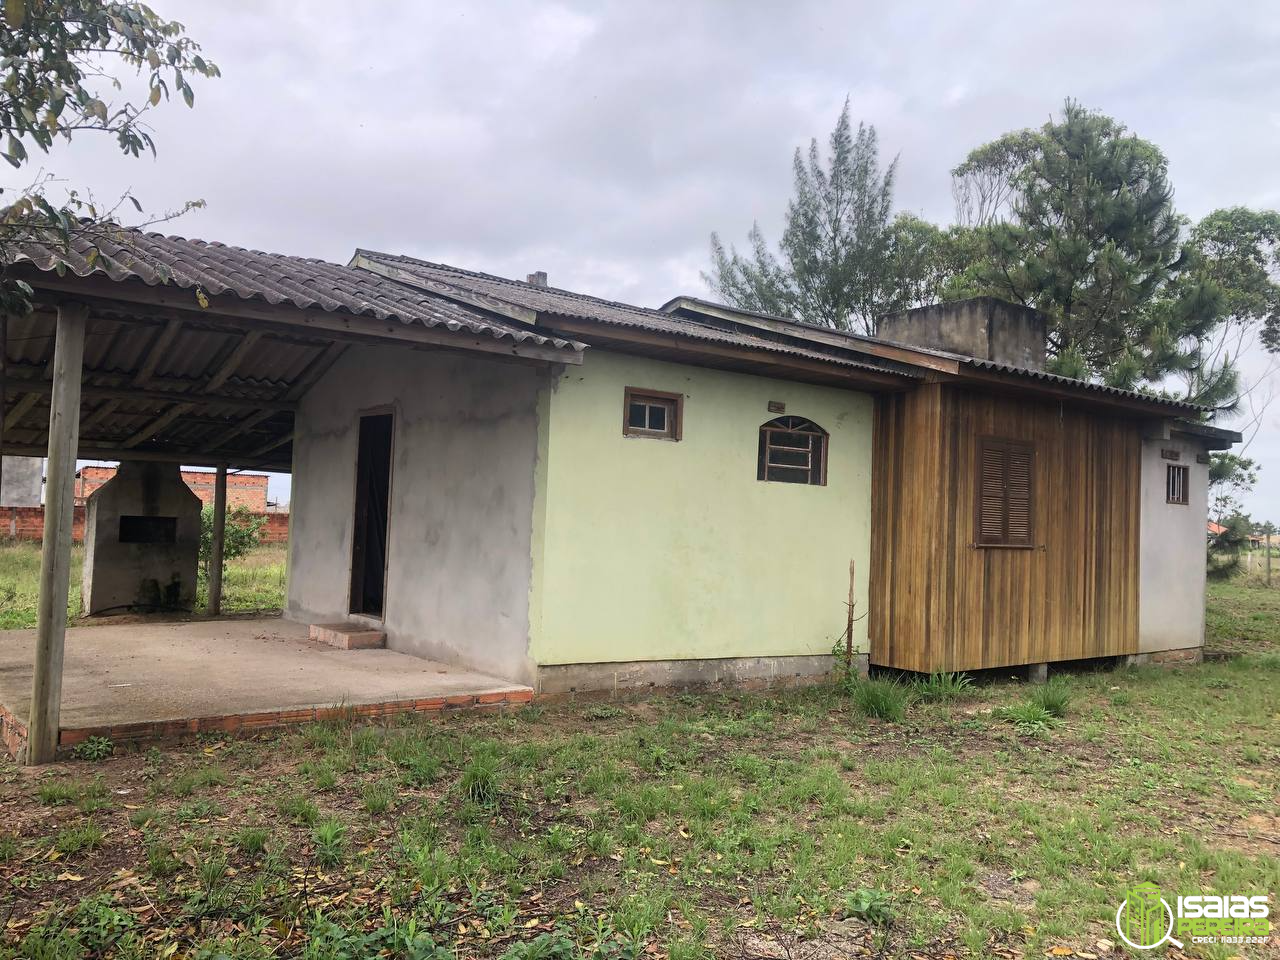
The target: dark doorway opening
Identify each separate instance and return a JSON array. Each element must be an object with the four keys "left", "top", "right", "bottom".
[{"left": 349, "top": 412, "right": 394, "bottom": 617}]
